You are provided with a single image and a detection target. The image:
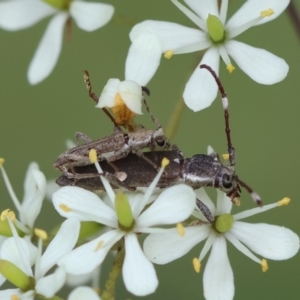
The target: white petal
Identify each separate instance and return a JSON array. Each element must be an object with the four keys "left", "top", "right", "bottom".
[
  {"left": 231, "top": 222, "right": 300, "bottom": 260},
  {"left": 0, "top": 237, "right": 34, "bottom": 276},
  {"left": 0, "top": 289, "right": 22, "bottom": 300},
  {"left": 27, "top": 12, "right": 68, "bottom": 85},
  {"left": 125, "top": 33, "right": 162, "bottom": 86},
  {"left": 216, "top": 190, "right": 232, "bottom": 215},
  {"left": 0, "top": 0, "right": 56, "bottom": 30},
  {"left": 70, "top": 1, "right": 114, "bottom": 32},
  {"left": 52, "top": 186, "right": 117, "bottom": 227},
  {"left": 97, "top": 78, "right": 120, "bottom": 108},
  {"left": 203, "top": 236, "right": 234, "bottom": 300},
  {"left": 35, "top": 267, "right": 66, "bottom": 298},
  {"left": 130, "top": 20, "right": 204, "bottom": 52},
  {"left": 138, "top": 185, "right": 195, "bottom": 228},
  {"left": 40, "top": 218, "right": 80, "bottom": 276},
  {"left": 226, "top": 40, "right": 289, "bottom": 84},
  {"left": 226, "top": 0, "right": 290, "bottom": 31},
  {"left": 68, "top": 286, "right": 100, "bottom": 300},
  {"left": 21, "top": 162, "right": 46, "bottom": 228},
  {"left": 144, "top": 226, "right": 210, "bottom": 264},
  {"left": 184, "top": 0, "right": 219, "bottom": 19},
  {"left": 183, "top": 47, "right": 220, "bottom": 111},
  {"left": 66, "top": 272, "right": 94, "bottom": 287},
  {"left": 118, "top": 80, "right": 142, "bottom": 114},
  {"left": 123, "top": 234, "right": 158, "bottom": 296},
  {"left": 58, "top": 230, "right": 123, "bottom": 274}
]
